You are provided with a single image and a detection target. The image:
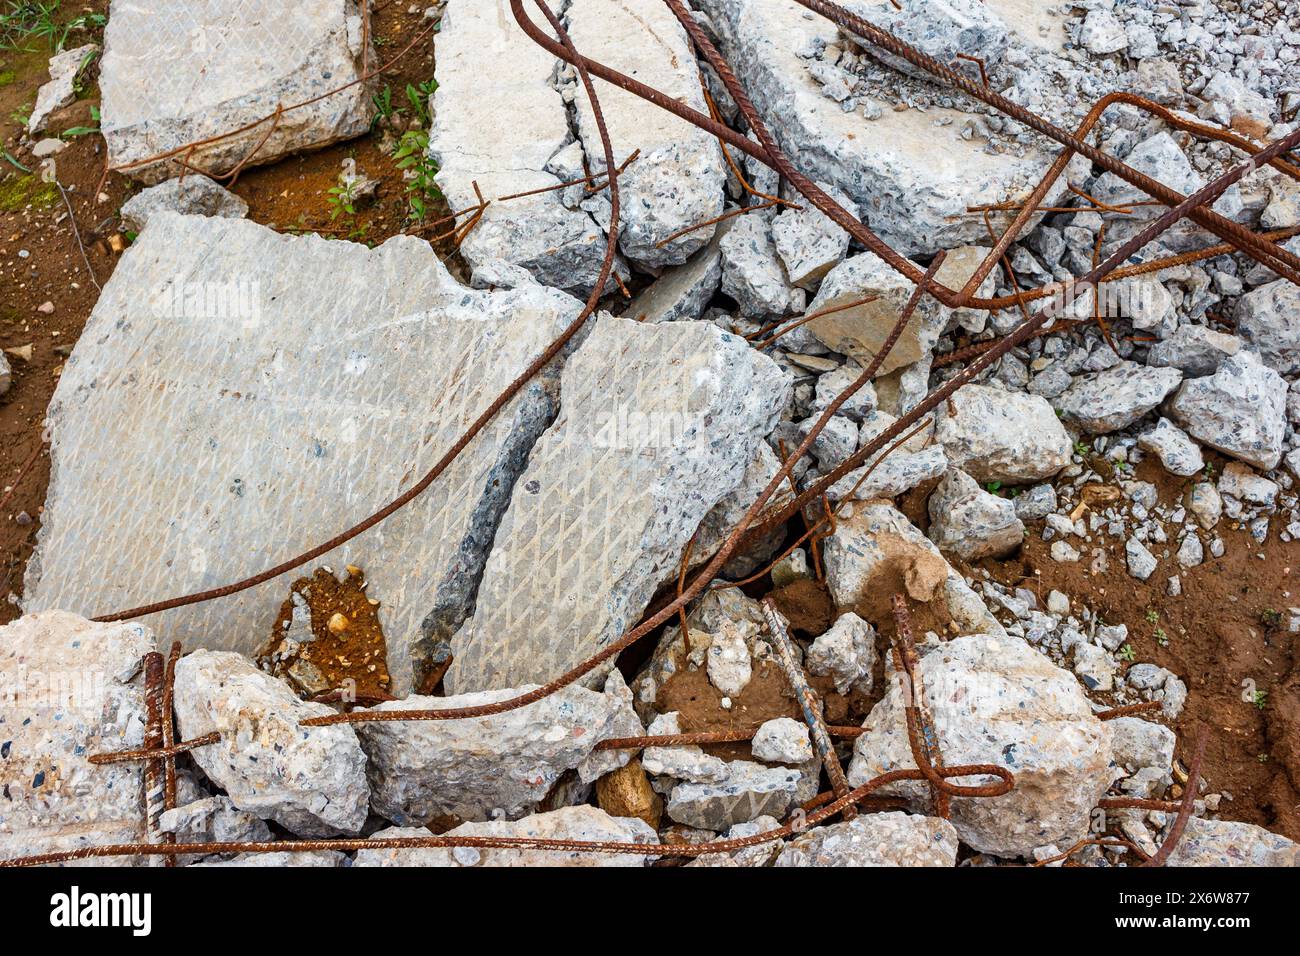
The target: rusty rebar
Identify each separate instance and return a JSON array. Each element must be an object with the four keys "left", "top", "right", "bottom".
[
  {"left": 1142, "top": 725, "right": 1209, "bottom": 867},
  {"left": 0, "top": 762, "right": 1012, "bottom": 867},
  {"left": 761, "top": 598, "right": 856, "bottom": 819}
]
